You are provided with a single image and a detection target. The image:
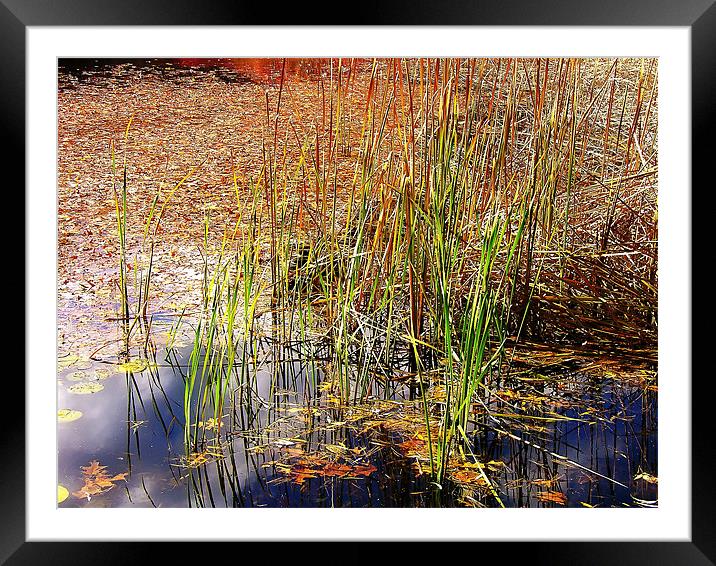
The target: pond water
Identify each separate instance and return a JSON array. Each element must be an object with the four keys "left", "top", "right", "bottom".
[
  {"left": 57, "top": 58, "right": 658, "bottom": 509},
  {"left": 58, "top": 328, "right": 657, "bottom": 508}
]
